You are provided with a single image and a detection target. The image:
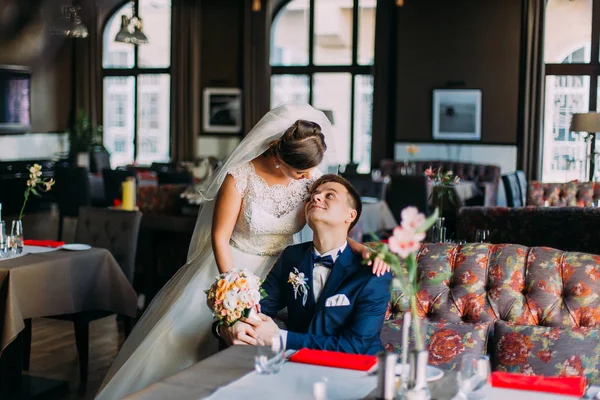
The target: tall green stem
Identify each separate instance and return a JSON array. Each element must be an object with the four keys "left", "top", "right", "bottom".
[
  {"left": 409, "top": 294, "right": 424, "bottom": 351},
  {"left": 18, "top": 189, "right": 29, "bottom": 221}
]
